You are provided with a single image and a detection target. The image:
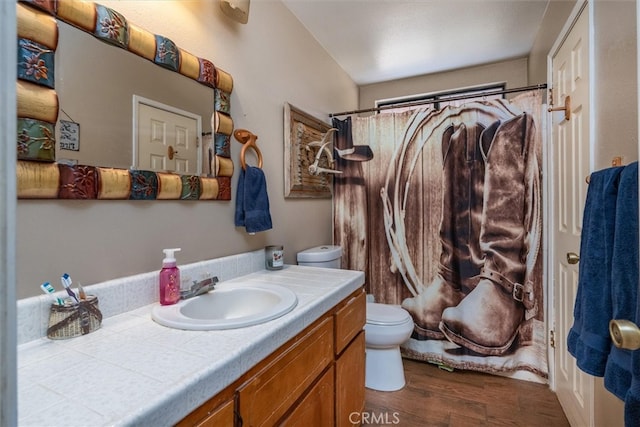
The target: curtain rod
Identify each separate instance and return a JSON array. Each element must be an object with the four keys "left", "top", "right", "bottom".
[{"left": 328, "top": 83, "right": 548, "bottom": 118}]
